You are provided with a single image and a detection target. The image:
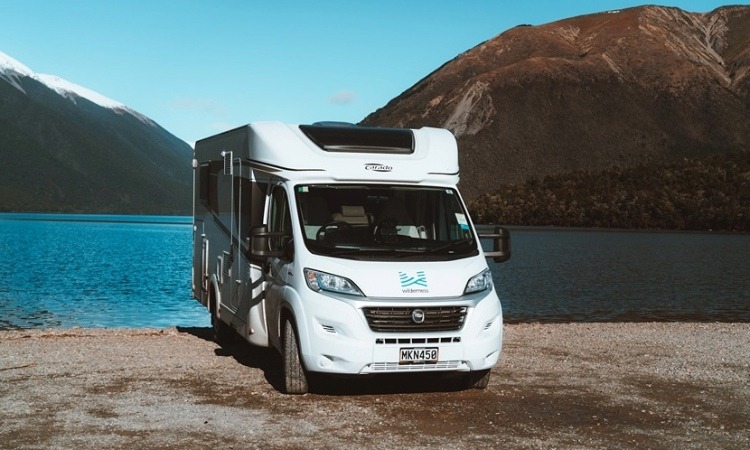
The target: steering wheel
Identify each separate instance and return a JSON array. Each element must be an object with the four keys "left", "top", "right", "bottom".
[
  {"left": 372, "top": 217, "right": 404, "bottom": 243},
  {"left": 316, "top": 221, "right": 352, "bottom": 241}
]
